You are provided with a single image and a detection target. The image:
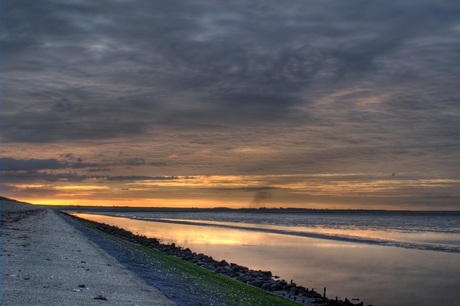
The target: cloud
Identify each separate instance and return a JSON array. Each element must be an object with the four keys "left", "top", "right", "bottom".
[
  {"left": 52, "top": 98, "right": 73, "bottom": 112},
  {"left": 217, "top": 186, "right": 277, "bottom": 192},
  {"left": 1, "top": 0, "right": 459, "bottom": 209},
  {"left": 0, "top": 157, "right": 67, "bottom": 171},
  {"left": 0, "top": 157, "right": 104, "bottom": 171},
  {"left": 1, "top": 170, "right": 89, "bottom": 183},
  {"left": 250, "top": 189, "right": 273, "bottom": 208},
  {"left": 105, "top": 176, "right": 178, "bottom": 181},
  {"left": 119, "top": 158, "right": 145, "bottom": 166},
  {"left": 2, "top": 1, "right": 458, "bottom": 138},
  {"left": 150, "top": 162, "right": 167, "bottom": 167}
]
